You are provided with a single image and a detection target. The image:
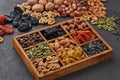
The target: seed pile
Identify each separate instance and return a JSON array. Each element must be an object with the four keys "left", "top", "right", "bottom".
[
  {"left": 26, "top": 43, "right": 52, "bottom": 60},
  {"left": 92, "top": 17, "right": 116, "bottom": 31},
  {"left": 72, "top": 30, "right": 96, "bottom": 44},
  {"left": 49, "top": 36, "right": 76, "bottom": 52},
  {"left": 63, "top": 19, "right": 89, "bottom": 33},
  {"left": 58, "top": 47, "right": 87, "bottom": 65},
  {"left": 33, "top": 55, "right": 61, "bottom": 75},
  {"left": 17, "top": 32, "right": 44, "bottom": 48},
  {"left": 81, "top": 40, "right": 107, "bottom": 55},
  {"left": 41, "top": 27, "right": 66, "bottom": 40},
  {"left": 6, "top": 6, "right": 39, "bottom": 32}
]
